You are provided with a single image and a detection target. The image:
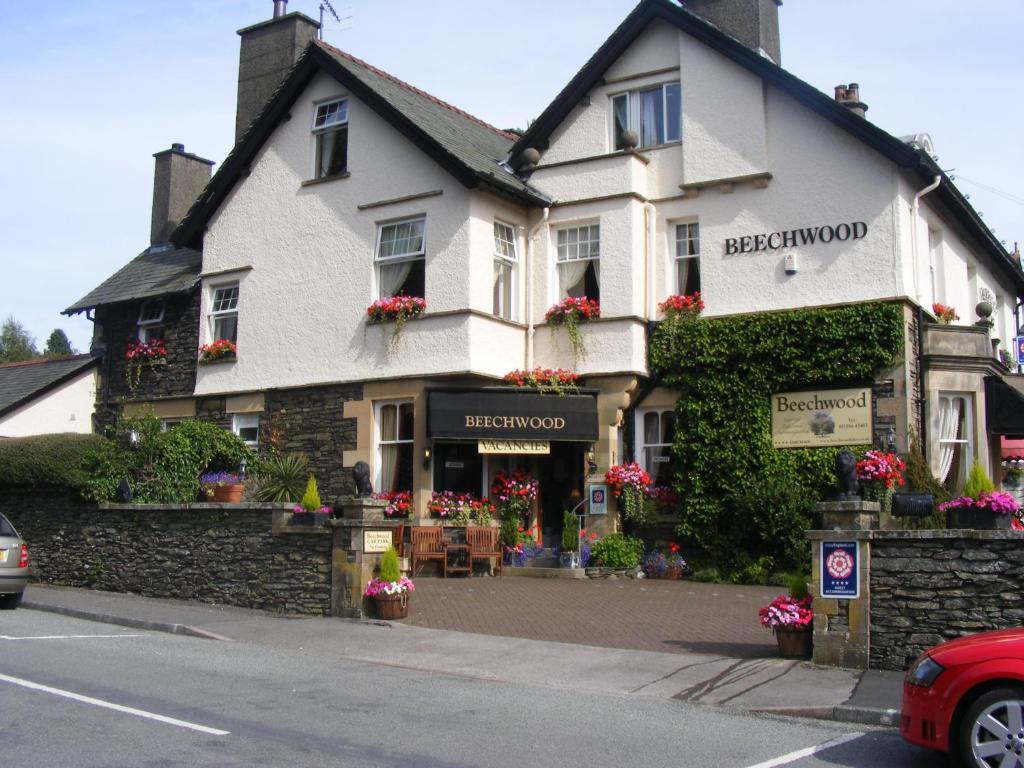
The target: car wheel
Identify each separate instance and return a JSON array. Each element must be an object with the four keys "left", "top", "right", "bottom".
[
  {"left": 0, "top": 591, "right": 23, "bottom": 610},
  {"left": 959, "top": 687, "right": 1024, "bottom": 768}
]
